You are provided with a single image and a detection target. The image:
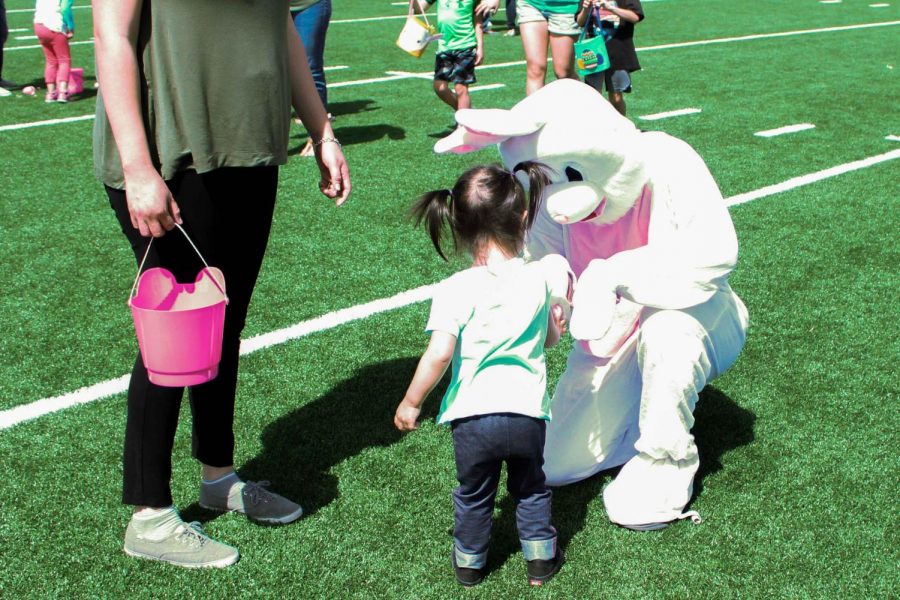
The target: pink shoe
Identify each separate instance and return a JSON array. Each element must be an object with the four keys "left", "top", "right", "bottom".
[
  {"left": 57, "top": 92, "right": 69, "bottom": 103},
  {"left": 44, "top": 91, "right": 57, "bottom": 103}
]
